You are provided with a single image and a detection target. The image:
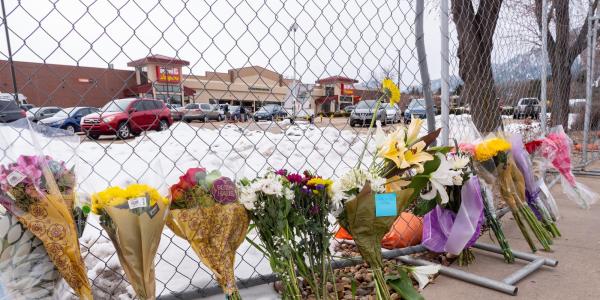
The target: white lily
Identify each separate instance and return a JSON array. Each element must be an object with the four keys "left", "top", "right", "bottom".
[
  {"left": 374, "top": 120, "right": 386, "bottom": 149},
  {"left": 421, "top": 153, "right": 461, "bottom": 204},
  {"left": 408, "top": 264, "right": 441, "bottom": 290}
]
